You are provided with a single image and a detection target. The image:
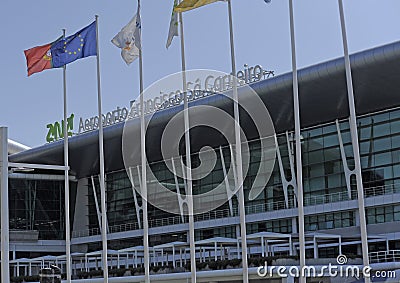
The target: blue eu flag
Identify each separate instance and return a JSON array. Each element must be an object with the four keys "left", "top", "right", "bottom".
[{"left": 52, "top": 21, "right": 97, "bottom": 68}]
